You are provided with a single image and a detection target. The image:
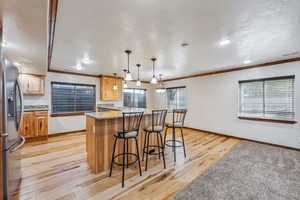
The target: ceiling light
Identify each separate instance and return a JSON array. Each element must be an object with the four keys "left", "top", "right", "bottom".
[
  {"left": 243, "top": 60, "right": 251, "bottom": 64},
  {"left": 76, "top": 63, "right": 82, "bottom": 70},
  {"left": 136, "top": 64, "right": 142, "bottom": 87},
  {"left": 123, "top": 81, "right": 128, "bottom": 88},
  {"left": 151, "top": 58, "right": 157, "bottom": 84},
  {"left": 113, "top": 73, "right": 118, "bottom": 90},
  {"left": 125, "top": 50, "right": 133, "bottom": 81},
  {"left": 156, "top": 74, "right": 166, "bottom": 93},
  {"left": 82, "top": 53, "right": 92, "bottom": 64},
  {"left": 219, "top": 39, "right": 231, "bottom": 46}
]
